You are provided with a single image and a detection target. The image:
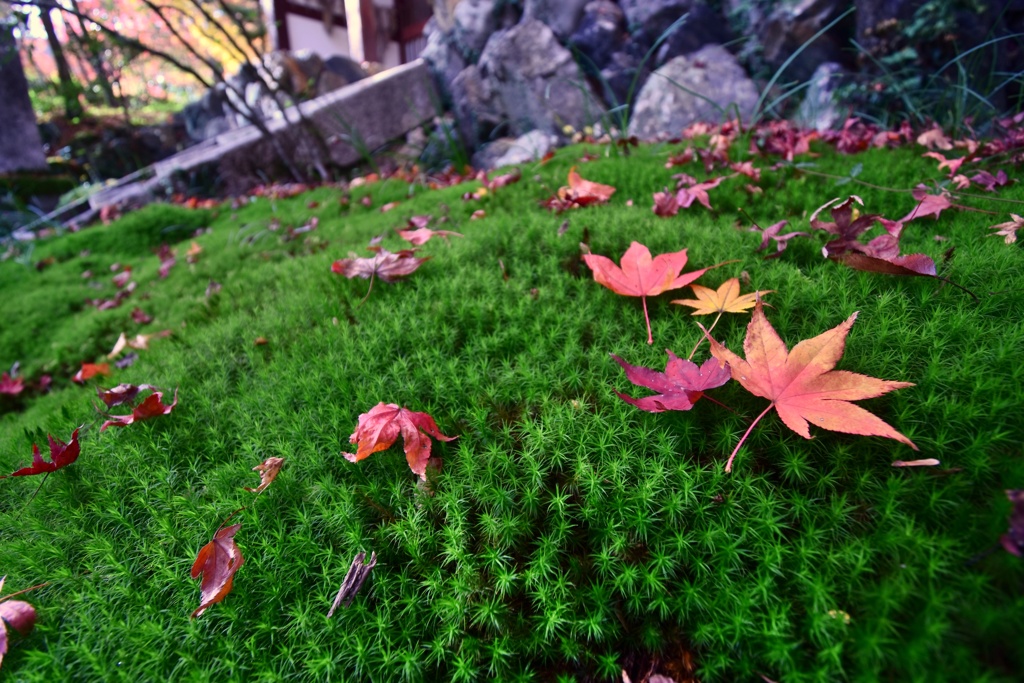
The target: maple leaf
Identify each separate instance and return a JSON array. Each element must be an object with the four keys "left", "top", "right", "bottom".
[
  {"left": 96, "top": 383, "right": 158, "bottom": 408},
  {"left": 900, "top": 185, "right": 953, "bottom": 223},
  {"left": 155, "top": 245, "right": 176, "bottom": 279},
  {"left": 651, "top": 191, "right": 679, "bottom": 217},
  {"left": 100, "top": 389, "right": 178, "bottom": 431},
  {"left": 705, "top": 302, "right": 917, "bottom": 473},
  {"left": 191, "top": 523, "right": 244, "bottom": 618},
  {"left": 1001, "top": 490, "right": 1024, "bottom": 557},
  {"left": 751, "top": 219, "right": 809, "bottom": 258},
  {"left": 131, "top": 307, "right": 153, "bottom": 324},
  {"left": 611, "top": 351, "right": 730, "bottom": 412},
  {"left": 988, "top": 214, "right": 1024, "bottom": 244},
  {"left": 543, "top": 167, "right": 616, "bottom": 212},
  {"left": 583, "top": 241, "right": 718, "bottom": 345},
  {"left": 244, "top": 457, "right": 285, "bottom": 494},
  {"left": 186, "top": 241, "right": 203, "bottom": 264},
  {"left": 331, "top": 247, "right": 430, "bottom": 283},
  {"left": 0, "top": 576, "right": 37, "bottom": 672},
  {"left": 970, "top": 170, "right": 1011, "bottom": 192},
  {"left": 672, "top": 278, "right": 772, "bottom": 315},
  {"left": 112, "top": 267, "right": 132, "bottom": 289},
  {"left": 395, "top": 228, "right": 464, "bottom": 246},
  {"left": 343, "top": 403, "right": 456, "bottom": 480},
  {"left": 675, "top": 175, "right": 729, "bottom": 210},
  {"left": 916, "top": 126, "right": 953, "bottom": 150},
  {"left": 0, "top": 373, "right": 23, "bottom": 396},
  {"left": 72, "top": 363, "right": 111, "bottom": 384},
  {"left": 2, "top": 428, "right": 81, "bottom": 478}
]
